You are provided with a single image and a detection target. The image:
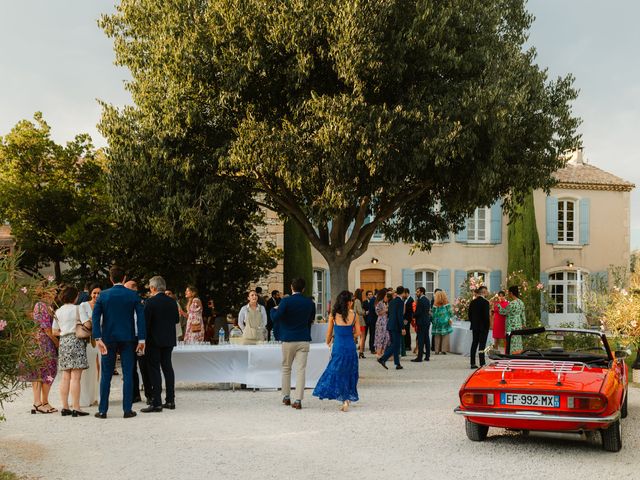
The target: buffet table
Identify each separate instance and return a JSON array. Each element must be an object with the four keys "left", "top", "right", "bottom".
[
  {"left": 172, "top": 343, "right": 331, "bottom": 389},
  {"left": 448, "top": 320, "right": 493, "bottom": 355}
]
